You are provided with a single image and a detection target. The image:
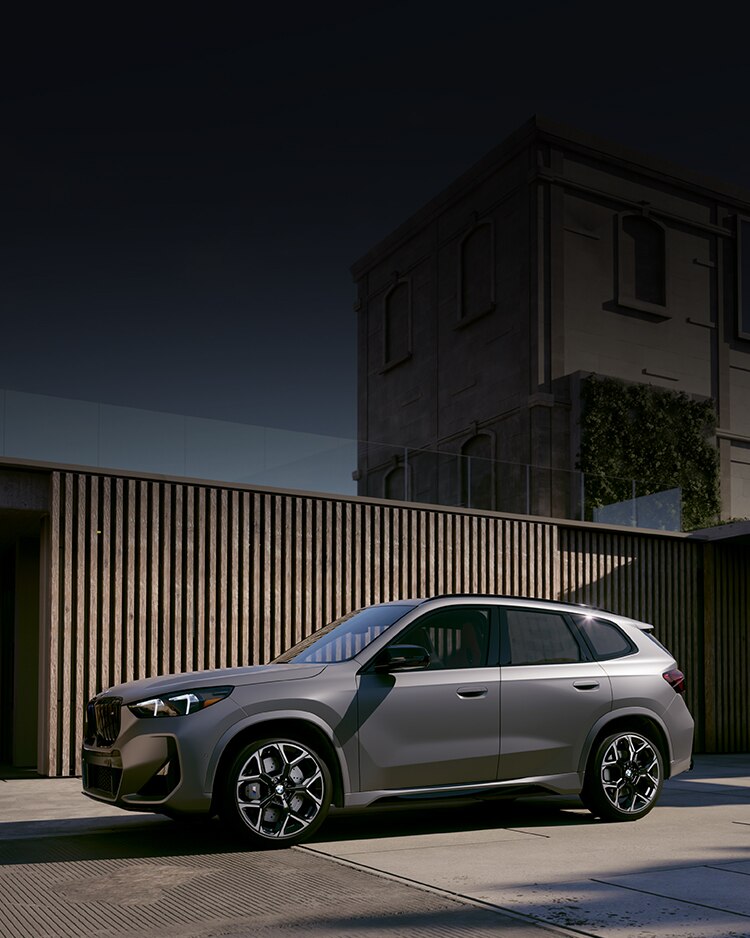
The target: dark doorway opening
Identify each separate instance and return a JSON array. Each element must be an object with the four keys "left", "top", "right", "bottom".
[{"left": 0, "top": 511, "right": 43, "bottom": 773}]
